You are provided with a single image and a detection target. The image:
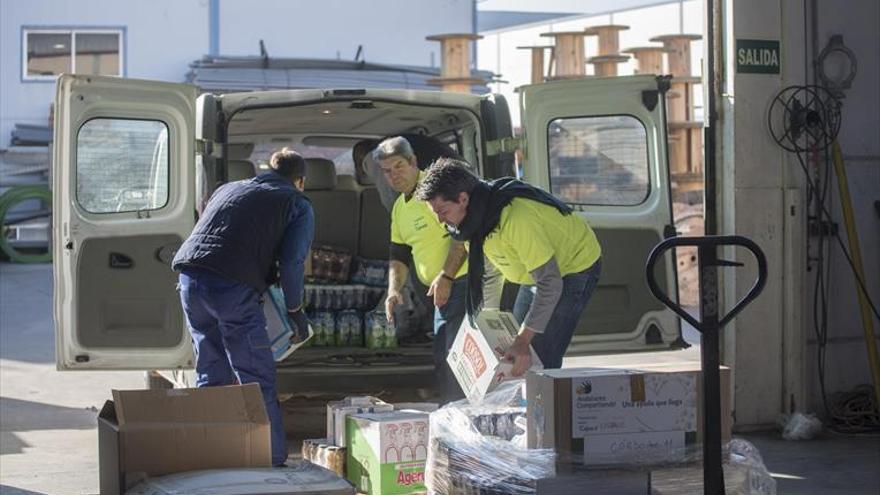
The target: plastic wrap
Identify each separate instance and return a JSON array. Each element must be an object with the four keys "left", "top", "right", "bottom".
[
  {"left": 307, "top": 245, "right": 352, "bottom": 284},
  {"left": 426, "top": 381, "right": 556, "bottom": 495},
  {"left": 780, "top": 412, "right": 822, "bottom": 440},
  {"left": 350, "top": 257, "right": 389, "bottom": 287},
  {"left": 649, "top": 438, "right": 777, "bottom": 495}
]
